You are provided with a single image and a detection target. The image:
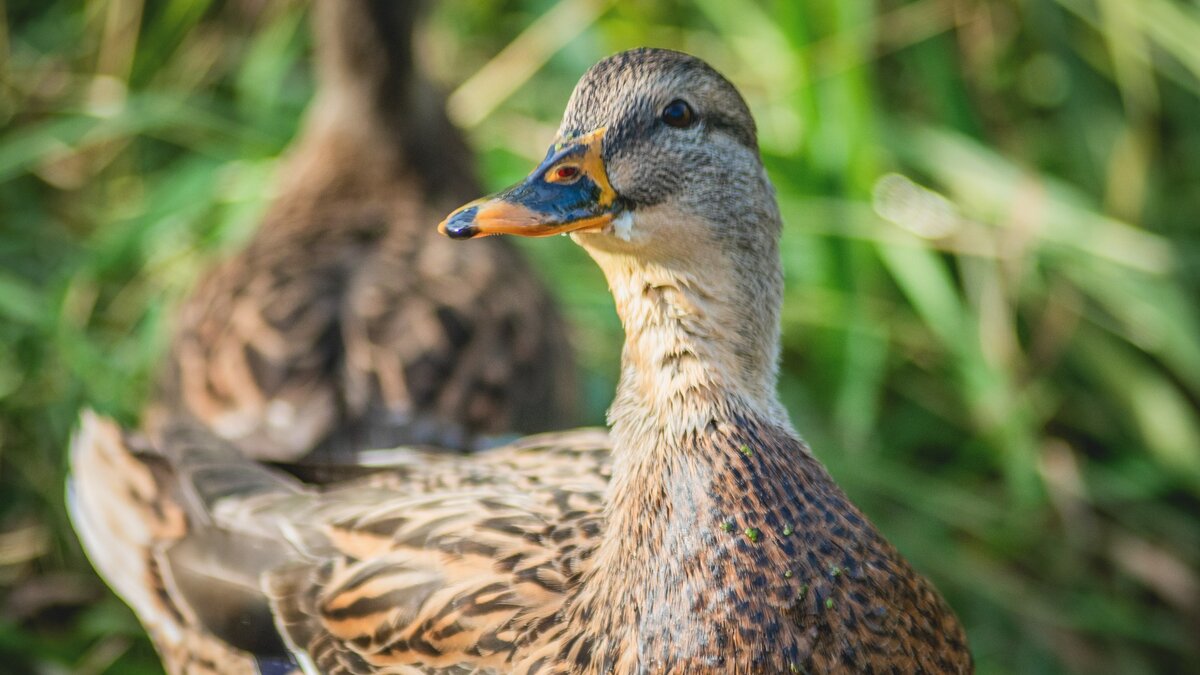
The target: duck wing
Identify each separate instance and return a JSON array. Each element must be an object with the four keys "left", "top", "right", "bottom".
[{"left": 68, "top": 412, "right": 609, "bottom": 674}]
